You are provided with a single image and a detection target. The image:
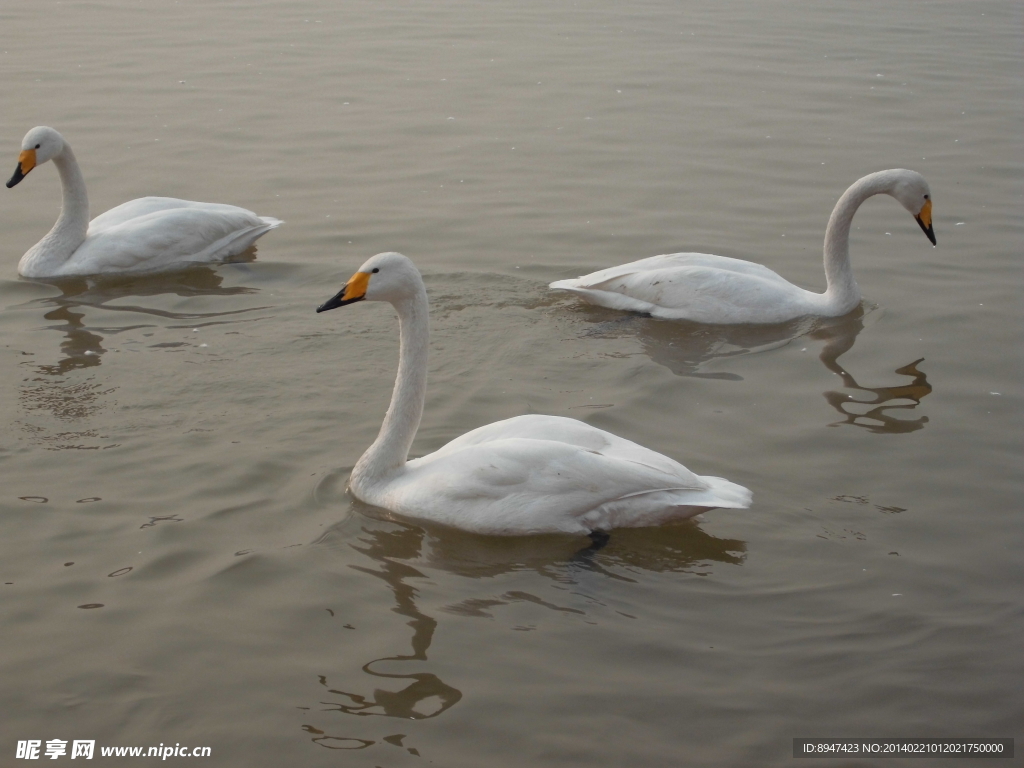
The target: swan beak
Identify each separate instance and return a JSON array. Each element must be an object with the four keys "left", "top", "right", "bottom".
[
  {"left": 914, "top": 199, "right": 936, "bottom": 245},
  {"left": 6, "top": 149, "right": 36, "bottom": 188},
  {"left": 316, "top": 270, "right": 371, "bottom": 312}
]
